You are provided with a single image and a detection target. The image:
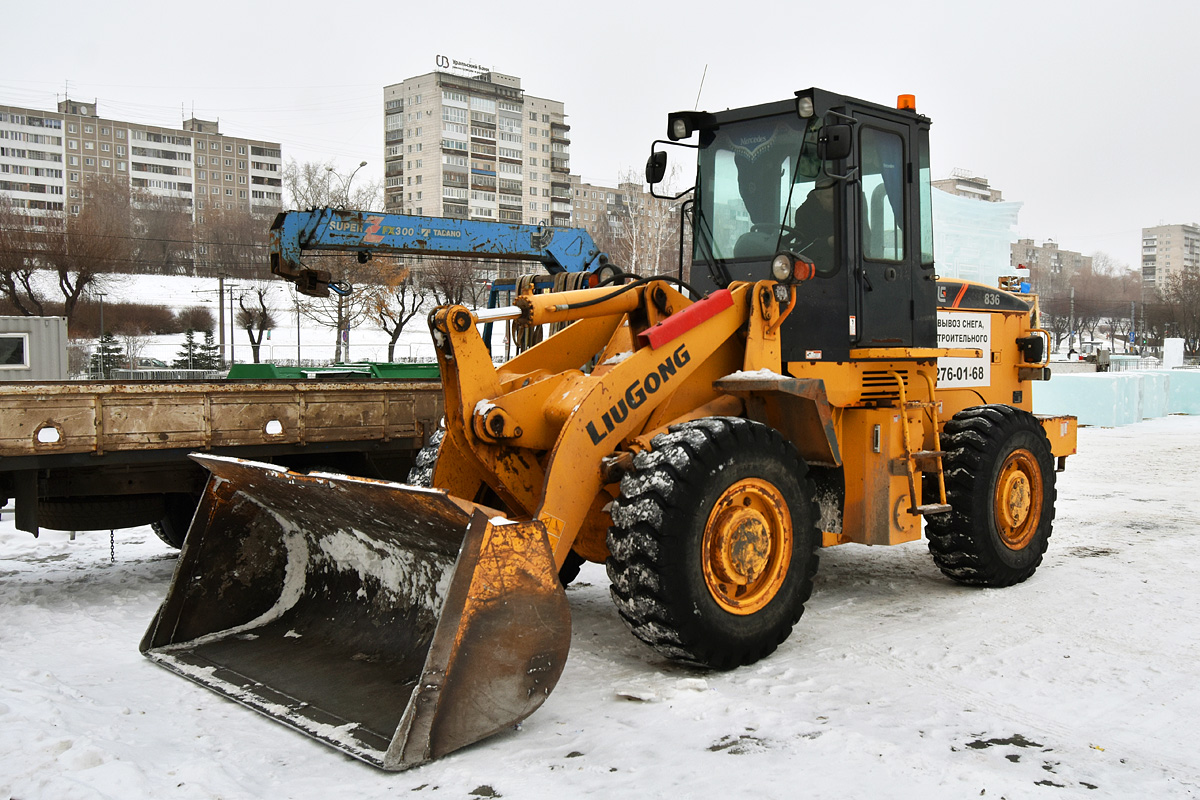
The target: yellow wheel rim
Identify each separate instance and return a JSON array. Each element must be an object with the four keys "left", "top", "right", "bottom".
[
  {"left": 994, "top": 448, "right": 1043, "bottom": 550},
  {"left": 701, "top": 478, "right": 793, "bottom": 615}
]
